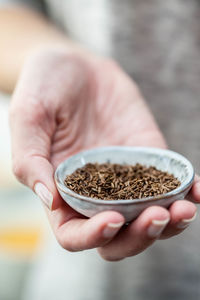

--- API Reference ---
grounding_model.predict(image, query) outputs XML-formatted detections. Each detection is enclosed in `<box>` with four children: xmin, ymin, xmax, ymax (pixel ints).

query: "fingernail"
<box><xmin>103</xmin><ymin>222</ymin><xmax>124</xmax><ymax>238</ymax></box>
<box><xmin>147</xmin><ymin>218</ymin><xmax>170</xmax><ymax>238</ymax></box>
<box><xmin>177</xmin><ymin>212</ymin><xmax>197</xmax><ymax>229</ymax></box>
<box><xmin>34</xmin><ymin>182</ymin><xmax>53</xmax><ymax>210</ymax></box>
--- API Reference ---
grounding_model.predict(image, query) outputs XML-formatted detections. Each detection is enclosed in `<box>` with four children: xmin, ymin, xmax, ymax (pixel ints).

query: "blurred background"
<box><xmin>1</xmin><ymin>87</ymin><xmax>200</xmax><ymax>300</ymax></box>
<box><xmin>0</xmin><ymin>92</ymin><xmax>50</xmax><ymax>300</ymax></box>
<box><xmin>1</xmin><ymin>1</ymin><xmax>200</xmax><ymax>299</ymax></box>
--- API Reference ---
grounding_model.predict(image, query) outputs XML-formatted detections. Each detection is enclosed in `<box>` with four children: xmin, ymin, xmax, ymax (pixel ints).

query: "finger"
<box><xmin>51</xmin><ymin>210</ymin><xmax>125</xmax><ymax>251</ymax></box>
<box><xmin>9</xmin><ymin>94</ymin><xmax>60</xmax><ymax>210</ymax></box>
<box><xmin>187</xmin><ymin>175</ymin><xmax>200</xmax><ymax>203</ymax></box>
<box><xmin>159</xmin><ymin>200</ymin><xmax>197</xmax><ymax>239</ymax></box>
<box><xmin>98</xmin><ymin>206</ymin><xmax>170</xmax><ymax>261</ymax></box>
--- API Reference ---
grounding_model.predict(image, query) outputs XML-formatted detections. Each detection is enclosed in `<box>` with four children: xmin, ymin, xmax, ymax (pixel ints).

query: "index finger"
<box><xmin>46</xmin><ymin>206</ymin><xmax>125</xmax><ymax>251</ymax></box>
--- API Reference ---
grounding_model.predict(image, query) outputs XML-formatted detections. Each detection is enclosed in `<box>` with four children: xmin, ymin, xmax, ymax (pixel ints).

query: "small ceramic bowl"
<box><xmin>54</xmin><ymin>146</ymin><xmax>194</xmax><ymax>222</ymax></box>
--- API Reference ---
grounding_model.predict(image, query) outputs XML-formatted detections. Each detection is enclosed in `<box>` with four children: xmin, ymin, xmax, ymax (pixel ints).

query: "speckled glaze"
<box><xmin>54</xmin><ymin>147</ymin><xmax>194</xmax><ymax>222</ymax></box>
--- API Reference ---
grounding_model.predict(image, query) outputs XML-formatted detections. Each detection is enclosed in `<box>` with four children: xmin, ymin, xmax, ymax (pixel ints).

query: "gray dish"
<box><xmin>54</xmin><ymin>146</ymin><xmax>194</xmax><ymax>222</ymax></box>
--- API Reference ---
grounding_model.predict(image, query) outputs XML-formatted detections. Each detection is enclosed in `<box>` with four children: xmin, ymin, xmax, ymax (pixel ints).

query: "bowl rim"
<box><xmin>54</xmin><ymin>146</ymin><xmax>195</xmax><ymax>205</ymax></box>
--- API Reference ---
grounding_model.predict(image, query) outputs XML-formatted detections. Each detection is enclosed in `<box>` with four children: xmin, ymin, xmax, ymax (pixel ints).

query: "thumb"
<box><xmin>12</xmin><ymin>153</ymin><xmax>61</xmax><ymax>210</ymax></box>
<box><xmin>9</xmin><ymin>98</ymin><xmax>60</xmax><ymax>210</ymax></box>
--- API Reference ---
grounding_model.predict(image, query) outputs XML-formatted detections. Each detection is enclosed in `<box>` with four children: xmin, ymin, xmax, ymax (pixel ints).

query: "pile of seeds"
<box><xmin>64</xmin><ymin>163</ymin><xmax>181</xmax><ymax>200</ymax></box>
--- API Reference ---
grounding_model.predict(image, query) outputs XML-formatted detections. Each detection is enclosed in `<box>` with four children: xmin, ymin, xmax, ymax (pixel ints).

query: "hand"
<box><xmin>9</xmin><ymin>48</ymin><xmax>200</xmax><ymax>261</ymax></box>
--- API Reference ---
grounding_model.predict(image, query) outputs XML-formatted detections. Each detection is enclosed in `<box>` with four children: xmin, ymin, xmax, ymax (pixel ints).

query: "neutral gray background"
<box><xmin>0</xmin><ymin>0</ymin><xmax>200</xmax><ymax>299</ymax></box>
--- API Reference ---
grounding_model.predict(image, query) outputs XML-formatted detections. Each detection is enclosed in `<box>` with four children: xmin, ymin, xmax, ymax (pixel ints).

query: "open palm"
<box><xmin>50</xmin><ymin>55</ymin><xmax>166</xmax><ymax>167</ymax></box>
<box><xmin>10</xmin><ymin>50</ymin><xmax>198</xmax><ymax>261</ymax></box>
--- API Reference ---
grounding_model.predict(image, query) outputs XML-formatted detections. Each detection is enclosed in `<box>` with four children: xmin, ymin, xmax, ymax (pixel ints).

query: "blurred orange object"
<box><xmin>0</xmin><ymin>226</ymin><xmax>42</xmax><ymax>257</ymax></box>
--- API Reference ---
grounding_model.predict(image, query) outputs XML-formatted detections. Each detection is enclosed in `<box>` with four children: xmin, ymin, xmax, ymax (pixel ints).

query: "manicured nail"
<box><xmin>147</xmin><ymin>218</ymin><xmax>170</xmax><ymax>238</ymax></box>
<box><xmin>177</xmin><ymin>212</ymin><xmax>197</xmax><ymax>229</ymax></box>
<box><xmin>34</xmin><ymin>182</ymin><xmax>53</xmax><ymax>210</ymax></box>
<box><xmin>103</xmin><ymin>222</ymin><xmax>124</xmax><ymax>238</ymax></box>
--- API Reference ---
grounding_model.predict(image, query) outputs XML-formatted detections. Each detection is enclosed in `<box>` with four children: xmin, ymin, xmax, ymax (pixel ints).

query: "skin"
<box><xmin>1</xmin><ymin>6</ymin><xmax>200</xmax><ymax>261</ymax></box>
<box><xmin>10</xmin><ymin>49</ymin><xmax>199</xmax><ymax>261</ymax></box>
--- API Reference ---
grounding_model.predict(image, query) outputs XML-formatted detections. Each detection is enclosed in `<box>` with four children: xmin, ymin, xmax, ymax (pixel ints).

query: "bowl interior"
<box><xmin>55</xmin><ymin>146</ymin><xmax>194</xmax><ymax>202</ymax></box>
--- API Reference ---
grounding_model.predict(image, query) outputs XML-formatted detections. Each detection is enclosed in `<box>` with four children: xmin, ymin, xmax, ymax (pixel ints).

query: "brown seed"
<box><xmin>64</xmin><ymin>163</ymin><xmax>181</xmax><ymax>200</ymax></box>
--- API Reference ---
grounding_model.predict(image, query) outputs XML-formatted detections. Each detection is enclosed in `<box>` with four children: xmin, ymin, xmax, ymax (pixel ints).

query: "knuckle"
<box><xmin>65</xmin><ymin>246</ymin><xmax>79</xmax><ymax>253</ymax></box>
<box><xmin>56</xmin><ymin>236</ymin><xmax>80</xmax><ymax>252</ymax></box>
<box><xmin>98</xmin><ymin>250</ymin><xmax>124</xmax><ymax>262</ymax></box>
<box><xmin>102</xmin><ymin>254</ymin><xmax>124</xmax><ymax>262</ymax></box>
<box><xmin>12</xmin><ymin>159</ymin><xmax>26</xmax><ymax>183</ymax></box>
<box><xmin>124</xmin><ymin>248</ymin><xmax>136</xmax><ymax>258</ymax></box>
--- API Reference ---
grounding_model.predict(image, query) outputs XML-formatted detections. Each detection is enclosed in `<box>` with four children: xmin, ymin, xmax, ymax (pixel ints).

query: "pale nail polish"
<box><xmin>147</xmin><ymin>218</ymin><xmax>170</xmax><ymax>238</ymax></box>
<box><xmin>103</xmin><ymin>222</ymin><xmax>124</xmax><ymax>238</ymax></box>
<box><xmin>177</xmin><ymin>212</ymin><xmax>197</xmax><ymax>229</ymax></box>
<box><xmin>34</xmin><ymin>182</ymin><xmax>53</xmax><ymax>210</ymax></box>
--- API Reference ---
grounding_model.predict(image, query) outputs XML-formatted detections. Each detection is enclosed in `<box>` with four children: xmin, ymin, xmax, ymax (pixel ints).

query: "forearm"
<box><xmin>0</xmin><ymin>6</ymin><xmax>81</xmax><ymax>93</ymax></box>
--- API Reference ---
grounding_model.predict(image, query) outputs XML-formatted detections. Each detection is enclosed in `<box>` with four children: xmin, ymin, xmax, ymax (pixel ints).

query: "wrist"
<box><xmin>23</xmin><ymin>35</ymin><xmax>107</xmax><ymax>66</ymax></box>
<box><xmin>21</xmin><ymin>42</ymin><xmax>107</xmax><ymax>82</ymax></box>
